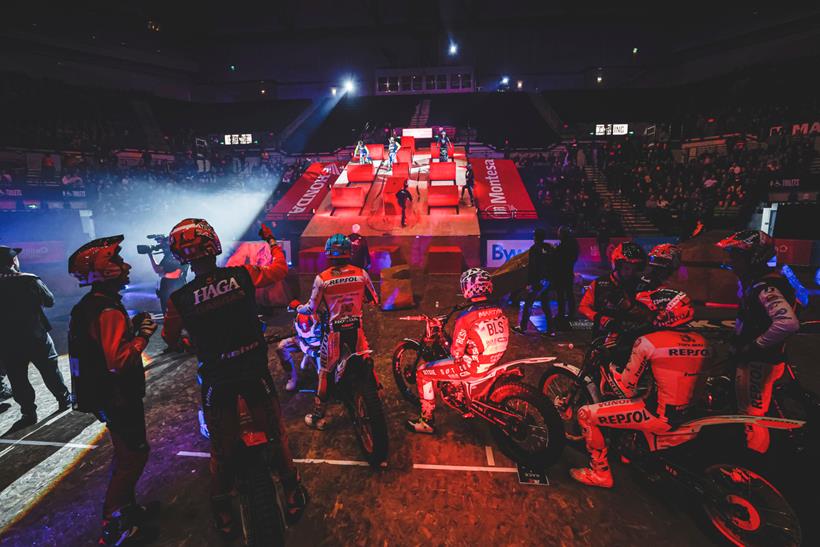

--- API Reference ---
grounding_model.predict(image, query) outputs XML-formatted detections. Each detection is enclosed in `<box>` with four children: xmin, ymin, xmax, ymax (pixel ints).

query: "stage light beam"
<box><xmin>343</xmin><ymin>79</ymin><xmax>355</xmax><ymax>93</ymax></box>
<box><xmin>449</xmin><ymin>42</ymin><xmax>458</xmax><ymax>56</ymax></box>
<box><xmin>516</xmin><ymin>80</ymin><xmax>523</xmax><ymax>89</ymax></box>
<box><xmin>501</xmin><ymin>76</ymin><xmax>509</xmax><ymax>85</ymax></box>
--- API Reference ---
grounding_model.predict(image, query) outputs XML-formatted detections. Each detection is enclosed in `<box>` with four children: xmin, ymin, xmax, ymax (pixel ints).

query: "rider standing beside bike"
<box><xmin>297</xmin><ymin>234</ymin><xmax>378</xmax><ymax>430</ymax></box>
<box><xmin>406</xmin><ymin>268</ymin><xmax>509</xmax><ymax>434</ymax></box>
<box><xmin>571</xmin><ymin>288</ymin><xmax>709</xmax><ymax>488</ymax></box>
<box><xmin>161</xmin><ymin>219</ymin><xmax>307</xmax><ymax>537</ymax></box>
<box><xmin>717</xmin><ymin>230</ymin><xmax>800</xmax><ymax>454</ymax></box>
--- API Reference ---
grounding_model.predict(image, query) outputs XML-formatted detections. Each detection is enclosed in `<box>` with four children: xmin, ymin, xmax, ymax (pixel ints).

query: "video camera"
<box><xmin>136</xmin><ymin>234</ymin><xmax>169</xmax><ymax>255</ymax></box>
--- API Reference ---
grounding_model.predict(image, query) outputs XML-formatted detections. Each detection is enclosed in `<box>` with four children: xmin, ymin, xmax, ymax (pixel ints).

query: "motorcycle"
<box><xmin>392</xmin><ymin>305</ymin><xmax>565</xmax><ymax>468</ymax></box>
<box><xmin>539</xmin><ymin>336</ymin><xmax>806</xmax><ymax>546</ymax></box>
<box><xmin>319</xmin><ymin>316</ymin><xmax>389</xmax><ymax>467</ymax></box>
<box><xmin>232</xmin><ymin>394</ymin><xmax>291</xmax><ymax>547</ymax></box>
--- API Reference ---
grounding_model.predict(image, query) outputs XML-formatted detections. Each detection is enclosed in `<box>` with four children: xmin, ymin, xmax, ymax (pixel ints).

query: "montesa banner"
<box><xmin>266</xmin><ymin>162</ymin><xmax>343</xmax><ymax>221</ymax></box>
<box><xmin>470</xmin><ymin>159</ymin><xmax>538</xmax><ymax>220</ymax></box>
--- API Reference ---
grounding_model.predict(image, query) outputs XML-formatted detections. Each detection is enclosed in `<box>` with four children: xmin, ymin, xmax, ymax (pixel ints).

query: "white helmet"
<box><xmin>460</xmin><ymin>268</ymin><xmax>493</xmax><ymax>300</ymax></box>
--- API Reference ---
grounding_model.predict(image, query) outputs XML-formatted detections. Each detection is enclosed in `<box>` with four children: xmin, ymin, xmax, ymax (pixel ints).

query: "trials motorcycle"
<box><xmin>539</xmin><ymin>336</ymin><xmax>806</xmax><ymax>546</ymax></box>
<box><xmin>392</xmin><ymin>305</ymin><xmax>564</xmax><ymax>468</ymax></box>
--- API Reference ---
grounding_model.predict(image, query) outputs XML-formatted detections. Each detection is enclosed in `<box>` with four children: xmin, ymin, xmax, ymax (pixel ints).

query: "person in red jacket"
<box><xmin>571</xmin><ymin>289</ymin><xmax>708</xmax><ymax>488</ymax></box>
<box><xmin>162</xmin><ymin>219</ymin><xmax>307</xmax><ymax>537</ymax></box>
<box><xmin>68</xmin><ymin>235</ymin><xmax>159</xmax><ymax>546</ymax></box>
<box><xmin>406</xmin><ymin>268</ymin><xmax>509</xmax><ymax>434</ymax></box>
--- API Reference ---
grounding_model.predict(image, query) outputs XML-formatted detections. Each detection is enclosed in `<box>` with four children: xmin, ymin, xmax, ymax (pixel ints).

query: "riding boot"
<box><xmin>405</xmin><ymin>400</ymin><xmax>436</xmax><ymax>434</ymax></box>
<box><xmin>304</xmin><ymin>398</ymin><xmax>328</xmax><ymax>430</ymax></box>
<box><xmin>570</xmin><ymin>448</ymin><xmax>614</xmax><ymax>488</ymax></box>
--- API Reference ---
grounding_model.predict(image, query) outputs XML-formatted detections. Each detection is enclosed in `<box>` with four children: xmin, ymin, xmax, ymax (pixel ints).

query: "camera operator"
<box><xmin>138</xmin><ymin>235</ymin><xmax>188</xmax><ymax>316</ymax></box>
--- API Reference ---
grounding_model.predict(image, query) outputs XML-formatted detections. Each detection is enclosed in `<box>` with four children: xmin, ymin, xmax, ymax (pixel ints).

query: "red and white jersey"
<box><xmin>299</xmin><ymin>264</ymin><xmax>378</xmax><ymax>323</ymax></box>
<box><xmin>450</xmin><ymin>302</ymin><xmax>509</xmax><ymax>375</ymax></box>
<box><xmin>613</xmin><ymin>330</ymin><xmax>710</xmax><ymax>412</ymax></box>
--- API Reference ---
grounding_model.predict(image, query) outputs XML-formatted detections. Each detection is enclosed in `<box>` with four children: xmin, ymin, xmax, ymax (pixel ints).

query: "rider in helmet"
<box><xmin>161</xmin><ymin>219</ymin><xmax>307</xmax><ymax>536</ymax></box>
<box><xmin>571</xmin><ymin>289</ymin><xmax>709</xmax><ymax>488</ymax></box>
<box><xmin>67</xmin><ymin>236</ymin><xmax>159</xmax><ymax>545</ymax></box>
<box><xmin>297</xmin><ymin>234</ymin><xmax>378</xmax><ymax>430</ymax></box>
<box><xmin>276</xmin><ymin>299</ymin><xmax>322</xmax><ymax>392</ymax></box>
<box><xmin>717</xmin><ymin>230</ymin><xmax>799</xmax><ymax>453</ymax></box>
<box><xmin>406</xmin><ymin>268</ymin><xmax>510</xmax><ymax>434</ymax></box>
<box><xmin>578</xmin><ymin>242</ymin><xmax>647</xmax><ymax>336</ymax></box>
<box><xmin>637</xmin><ymin>243</ymin><xmax>682</xmax><ymax>291</ymax></box>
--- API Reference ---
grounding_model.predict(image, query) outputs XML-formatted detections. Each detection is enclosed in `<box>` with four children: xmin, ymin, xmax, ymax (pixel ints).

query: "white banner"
<box><xmin>402</xmin><ymin>127</ymin><xmax>433</xmax><ymax>139</ymax></box>
<box><xmin>485</xmin><ymin>239</ymin><xmax>559</xmax><ymax>268</ymax></box>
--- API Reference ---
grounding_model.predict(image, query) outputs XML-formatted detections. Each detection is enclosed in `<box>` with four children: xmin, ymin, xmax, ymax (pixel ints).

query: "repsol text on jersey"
<box><xmin>193</xmin><ymin>277</ymin><xmax>240</xmax><ymax>305</ymax></box>
<box><xmin>667</xmin><ymin>348</ymin><xmax>710</xmax><ymax>357</ymax></box>
<box><xmin>326</xmin><ymin>276</ymin><xmax>360</xmax><ymax>287</ymax></box>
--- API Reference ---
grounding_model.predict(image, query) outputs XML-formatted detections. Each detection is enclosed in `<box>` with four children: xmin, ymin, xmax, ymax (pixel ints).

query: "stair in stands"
<box><xmin>585</xmin><ymin>166</ymin><xmax>660</xmax><ymax>235</ymax></box>
<box><xmin>409</xmin><ymin>99</ymin><xmax>431</xmax><ymax>128</ymax></box>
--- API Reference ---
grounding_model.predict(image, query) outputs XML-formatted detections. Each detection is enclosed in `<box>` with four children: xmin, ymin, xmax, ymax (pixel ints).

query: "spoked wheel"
<box><xmin>349</xmin><ymin>375</ymin><xmax>389</xmax><ymax>467</ymax></box>
<box><xmin>237</xmin><ymin>450</ymin><xmax>287</xmax><ymax>547</ymax></box>
<box><xmin>392</xmin><ymin>341</ymin><xmax>422</xmax><ymax>407</ymax></box>
<box><xmin>489</xmin><ymin>382</ymin><xmax>565</xmax><ymax>468</ymax></box>
<box><xmin>702</xmin><ymin>464</ymin><xmax>801</xmax><ymax>547</ymax></box>
<box><xmin>539</xmin><ymin>367</ymin><xmax>593</xmax><ymax>442</ymax></box>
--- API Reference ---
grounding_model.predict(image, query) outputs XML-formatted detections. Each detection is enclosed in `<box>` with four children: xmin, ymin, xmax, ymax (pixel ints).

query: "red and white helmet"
<box><xmin>68</xmin><ymin>235</ymin><xmax>127</xmax><ymax>287</ymax></box>
<box><xmin>169</xmin><ymin>218</ymin><xmax>222</xmax><ymax>264</ymax></box>
<box><xmin>635</xmin><ymin>288</ymin><xmax>694</xmax><ymax>328</ymax></box>
<box><xmin>648</xmin><ymin>243</ymin><xmax>682</xmax><ymax>271</ymax></box>
<box><xmin>716</xmin><ymin>230</ymin><xmax>775</xmax><ymax>268</ymax></box>
<box><xmin>460</xmin><ymin>268</ymin><xmax>493</xmax><ymax>300</ymax></box>
<box><xmin>610</xmin><ymin>241</ymin><xmax>647</xmax><ymax>270</ymax></box>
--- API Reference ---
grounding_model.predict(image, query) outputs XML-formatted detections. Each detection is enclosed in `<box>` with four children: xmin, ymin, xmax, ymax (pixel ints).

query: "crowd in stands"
<box><xmin>604</xmin><ymin>135</ymin><xmax>816</xmax><ymax>234</ymax></box>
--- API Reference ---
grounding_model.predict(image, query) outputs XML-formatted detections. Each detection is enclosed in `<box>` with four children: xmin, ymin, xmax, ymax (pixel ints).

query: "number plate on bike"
<box><xmin>517</xmin><ymin>464</ymin><xmax>550</xmax><ymax>486</ymax></box>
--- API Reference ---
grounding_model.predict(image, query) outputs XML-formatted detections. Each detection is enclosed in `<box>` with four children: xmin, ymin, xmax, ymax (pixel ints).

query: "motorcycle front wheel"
<box><xmin>539</xmin><ymin>366</ymin><xmax>594</xmax><ymax>442</ymax></box>
<box><xmin>237</xmin><ymin>448</ymin><xmax>287</xmax><ymax>547</ymax></box>
<box><xmin>489</xmin><ymin>382</ymin><xmax>565</xmax><ymax>469</ymax></box>
<box><xmin>702</xmin><ymin>463</ymin><xmax>801</xmax><ymax>547</ymax></box>
<box><xmin>392</xmin><ymin>341</ymin><xmax>422</xmax><ymax>407</ymax></box>
<box><xmin>349</xmin><ymin>373</ymin><xmax>389</xmax><ymax>466</ymax></box>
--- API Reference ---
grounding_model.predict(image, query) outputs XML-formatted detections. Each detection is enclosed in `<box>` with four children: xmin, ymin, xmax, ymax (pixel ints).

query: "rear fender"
<box><xmin>645</xmin><ymin>415</ymin><xmax>806</xmax><ymax>452</ymax></box>
<box><xmin>335</xmin><ymin>350</ymin><xmax>374</xmax><ymax>385</ymax></box>
<box><xmin>237</xmin><ymin>397</ymin><xmax>268</xmax><ymax>447</ymax></box>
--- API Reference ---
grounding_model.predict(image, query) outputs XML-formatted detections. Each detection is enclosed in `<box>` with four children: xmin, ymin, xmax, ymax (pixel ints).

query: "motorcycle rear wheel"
<box><xmin>349</xmin><ymin>374</ymin><xmax>389</xmax><ymax>466</ymax></box>
<box><xmin>489</xmin><ymin>382</ymin><xmax>565</xmax><ymax>468</ymax></box>
<box><xmin>237</xmin><ymin>450</ymin><xmax>287</xmax><ymax>547</ymax></box>
<box><xmin>702</xmin><ymin>463</ymin><xmax>801</xmax><ymax>547</ymax></box>
<box><xmin>539</xmin><ymin>366</ymin><xmax>594</xmax><ymax>442</ymax></box>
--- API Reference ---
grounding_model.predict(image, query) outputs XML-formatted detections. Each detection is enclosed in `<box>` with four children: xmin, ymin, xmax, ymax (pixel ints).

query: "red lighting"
<box><xmin>704</xmin><ymin>302</ymin><xmax>738</xmax><ymax>309</ymax></box>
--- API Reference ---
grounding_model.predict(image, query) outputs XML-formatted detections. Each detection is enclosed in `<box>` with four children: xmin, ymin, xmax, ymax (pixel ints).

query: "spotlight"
<box><xmin>596</xmin><ymin>75</ymin><xmax>603</xmax><ymax>84</ymax></box>
<box><xmin>632</xmin><ymin>47</ymin><xmax>638</xmax><ymax>54</ymax></box>
<box><xmin>260</xmin><ymin>88</ymin><xmax>267</xmax><ymax>95</ymax></box>
<box><xmin>344</xmin><ymin>79</ymin><xmax>355</xmax><ymax>93</ymax></box>
<box><xmin>331</xmin><ymin>87</ymin><xmax>337</xmax><ymax>96</ymax></box>
<box><xmin>449</xmin><ymin>42</ymin><xmax>458</xmax><ymax>56</ymax></box>
<box><xmin>516</xmin><ymin>80</ymin><xmax>523</xmax><ymax>90</ymax></box>
<box><xmin>501</xmin><ymin>76</ymin><xmax>509</xmax><ymax>85</ymax></box>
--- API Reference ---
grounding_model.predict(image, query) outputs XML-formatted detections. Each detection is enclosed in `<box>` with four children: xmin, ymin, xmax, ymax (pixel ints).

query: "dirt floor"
<box><xmin>0</xmin><ymin>274</ymin><xmax>817</xmax><ymax>546</ymax></box>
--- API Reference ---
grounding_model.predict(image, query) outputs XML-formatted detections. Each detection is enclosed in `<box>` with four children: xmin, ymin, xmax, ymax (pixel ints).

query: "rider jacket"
<box><xmin>578</xmin><ymin>273</ymin><xmax>637</xmax><ymax>333</ymax></box>
<box><xmin>163</xmin><ymin>244</ymin><xmax>288</xmax><ymax>384</ymax></box>
<box><xmin>297</xmin><ymin>263</ymin><xmax>378</xmax><ymax>325</ymax></box>
<box><xmin>450</xmin><ymin>301</ymin><xmax>509</xmax><ymax>376</ymax></box>
<box><xmin>69</xmin><ymin>291</ymin><xmax>146</xmax><ymax>412</ymax></box>
<box><xmin>611</xmin><ymin>330</ymin><xmax>710</xmax><ymax>422</ymax></box>
<box><xmin>735</xmin><ymin>270</ymin><xmax>799</xmax><ymax>364</ymax></box>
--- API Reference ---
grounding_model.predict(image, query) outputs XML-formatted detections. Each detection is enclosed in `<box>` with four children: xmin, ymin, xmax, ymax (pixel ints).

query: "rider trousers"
<box><xmin>735</xmin><ymin>360</ymin><xmax>784</xmax><ymax>453</ymax></box>
<box><xmin>203</xmin><ymin>374</ymin><xmax>298</xmax><ymax>499</ymax></box>
<box><xmin>577</xmin><ymin>398</ymin><xmax>671</xmax><ymax>468</ymax></box>
<box><xmin>415</xmin><ymin>357</ymin><xmax>478</xmax><ymax>417</ymax></box>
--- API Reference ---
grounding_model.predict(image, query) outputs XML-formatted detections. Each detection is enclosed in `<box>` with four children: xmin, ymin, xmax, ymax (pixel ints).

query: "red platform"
<box><xmin>330</xmin><ymin>186</ymin><xmax>366</xmax><ymax>214</ymax></box>
<box><xmin>429</xmin><ymin>161</ymin><xmax>456</xmax><ymax>183</ymax></box>
<box><xmin>426</xmin><ymin>245</ymin><xmax>464</xmax><ymax>274</ymax></box>
<box><xmin>368</xmin><ymin>244</ymin><xmax>404</xmax><ymax>278</ymax></box>
<box><xmin>346</xmin><ymin>163</ymin><xmax>375</xmax><ymax>183</ymax></box>
<box><xmin>351</xmin><ymin>144</ymin><xmax>384</xmax><ymax>161</ymax></box>
<box><xmin>396</xmin><ymin>148</ymin><xmax>412</xmax><ymax>165</ymax></box>
<box><xmin>391</xmin><ymin>162</ymin><xmax>410</xmax><ymax>181</ymax></box>
<box><xmin>400</xmin><ymin>135</ymin><xmax>416</xmax><ymax>155</ymax></box>
<box><xmin>427</xmin><ymin>186</ymin><xmax>459</xmax><ymax>214</ymax></box>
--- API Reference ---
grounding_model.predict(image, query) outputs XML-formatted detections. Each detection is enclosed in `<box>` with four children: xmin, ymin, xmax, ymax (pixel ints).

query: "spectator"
<box><xmin>513</xmin><ymin>228</ymin><xmax>554</xmax><ymax>336</ymax></box>
<box><xmin>553</xmin><ymin>225</ymin><xmax>579</xmax><ymax>329</ymax></box>
<box><xmin>349</xmin><ymin>223</ymin><xmax>370</xmax><ymax>270</ymax></box>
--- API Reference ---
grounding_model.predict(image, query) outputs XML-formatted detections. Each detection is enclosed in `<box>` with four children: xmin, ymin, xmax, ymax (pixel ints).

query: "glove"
<box><xmin>596</xmin><ymin>314</ymin><xmax>615</xmax><ymax>331</ymax></box>
<box><xmin>136</xmin><ymin>315</ymin><xmax>158</xmax><ymax>339</ymax></box>
<box><xmin>259</xmin><ymin>224</ymin><xmax>277</xmax><ymax>245</ymax></box>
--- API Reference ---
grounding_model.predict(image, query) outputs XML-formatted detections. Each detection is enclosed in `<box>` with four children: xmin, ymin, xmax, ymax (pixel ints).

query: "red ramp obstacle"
<box><xmin>346</xmin><ymin>163</ymin><xmax>376</xmax><ymax>183</ymax></box>
<box><xmin>330</xmin><ymin>186</ymin><xmax>366</xmax><ymax>215</ymax></box>
<box><xmin>428</xmin><ymin>186</ymin><xmax>459</xmax><ymax>214</ymax></box>
<box><xmin>391</xmin><ymin>162</ymin><xmax>410</xmax><ymax>182</ymax></box>
<box><xmin>428</xmin><ymin>161</ymin><xmax>456</xmax><ymax>183</ymax></box>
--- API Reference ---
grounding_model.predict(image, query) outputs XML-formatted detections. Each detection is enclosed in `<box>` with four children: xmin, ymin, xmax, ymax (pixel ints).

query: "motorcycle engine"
<box><xmin>439</xmin><ymin>382</ymin><xmax>469</xmax><ymax>413</ymax></box>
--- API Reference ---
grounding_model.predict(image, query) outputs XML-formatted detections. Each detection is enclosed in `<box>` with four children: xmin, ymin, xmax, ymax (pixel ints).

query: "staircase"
<box><xmin>585</xmin><ymin>166</ymin><xmax>659</xmax><ymax>235</ymax></box>
<box><xmin>409</xmin><ymin>99</ymin><xmax>430</xmax><ymax>128</ymax></box>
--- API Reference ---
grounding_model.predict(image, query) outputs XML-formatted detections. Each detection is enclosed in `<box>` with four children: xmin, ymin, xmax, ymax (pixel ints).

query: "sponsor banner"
<box><xmin>10</xmin><ymin>241</ymin><xmax>66</xmax><ymax>264</ymax></box>
<box><xmin>576</xmin><ymin>237</ymin><xmax>630</xmax><ymax>264</ymax></box>
<box><xmin>470</xmin><ymin>159</ymin><xmax>538</xmax><ymax>221</ymax></box>
<box><xmin>485</xmin><ymin>239</ymin><xmax>559</xmax><ymax>268</ymax></box>
<box><xmin>266</xmin><ymin>162</ymin><xmax>343</xmax><ymax>221</ymax></box>
<box><xmin>774</xmin><ymin>239</ymin><xmax>812</xmax><ymax>266</ymax></box>
<box><xmin>769</xmin><ymin>121</ymin><xmax>820</xmax><ymax>136</ymax></box>
<box><xmin>401</xmin><ymin>127</ymin><xmax>432</xmax><ymax>139</ymax></box>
